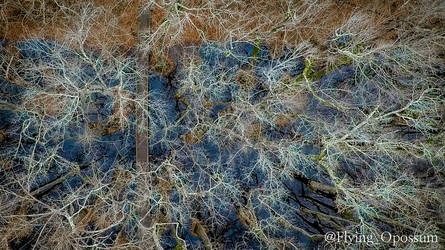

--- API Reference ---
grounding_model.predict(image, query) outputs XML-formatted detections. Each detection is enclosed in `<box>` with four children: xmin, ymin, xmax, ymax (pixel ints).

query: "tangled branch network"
<box><xmin>0</xmin><ymin>0</ymin><xmax>444</xmax><ymax>249</ymax></box>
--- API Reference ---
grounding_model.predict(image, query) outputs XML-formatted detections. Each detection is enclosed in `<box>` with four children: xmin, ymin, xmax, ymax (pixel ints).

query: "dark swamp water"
<box><xmin>0</xmin><ymin>39</ymin><xmax>382</xmax><ymax>249</ymax></box>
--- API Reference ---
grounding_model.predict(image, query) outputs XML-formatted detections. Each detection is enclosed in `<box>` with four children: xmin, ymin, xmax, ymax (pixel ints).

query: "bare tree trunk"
<box><xmin>136</xmin><ymin>7</ymin><xmax>150</xmax><ymax>168</ymax></box>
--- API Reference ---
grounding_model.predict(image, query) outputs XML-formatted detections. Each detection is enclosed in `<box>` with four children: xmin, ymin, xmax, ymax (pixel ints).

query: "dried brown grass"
<box><xmin>2</xmin><ymin>0</ymin><xmax>441</xmax><ymax>52</ymax></box>
<box><xmin>0</xmin><ymin>0</ymin><xmax>139</xmax><ymax>51</ymax></box>
<box><xmin>2</xmin><ymin>0</ymin><xmax>441</xmax><ymax>75</ymax></box>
